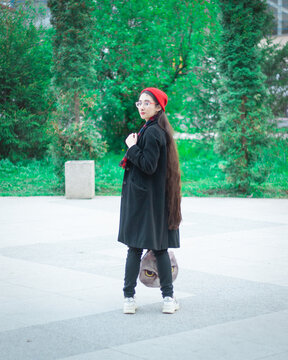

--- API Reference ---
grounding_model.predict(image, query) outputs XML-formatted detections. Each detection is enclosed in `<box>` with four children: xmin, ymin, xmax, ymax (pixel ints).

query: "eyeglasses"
<box><xmin>135</xmin><ymin>100</ymin><xmax>156</xmax><ymax>108</ymax></box>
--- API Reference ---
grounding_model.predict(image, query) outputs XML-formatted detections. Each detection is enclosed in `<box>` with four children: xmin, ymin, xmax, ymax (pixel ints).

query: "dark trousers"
<box><xmin>123</xmin><ymin>247</ymin><xmax>173</xmax><ymax>298</ymax></box>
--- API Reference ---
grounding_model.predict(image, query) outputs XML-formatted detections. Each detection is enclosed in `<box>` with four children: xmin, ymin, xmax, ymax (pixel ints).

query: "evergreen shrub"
<box><xmin>0</xmin><ymin>4</ymin><xmax>53</xmax><ymax>160</ymax></box>
<box><xmin>216</xmin><ymin>0</ymin><xmax>274</xmax><ymax>193</ymax></box>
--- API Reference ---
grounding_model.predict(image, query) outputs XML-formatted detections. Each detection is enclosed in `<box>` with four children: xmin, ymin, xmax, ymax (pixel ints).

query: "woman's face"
<box><xmin>137</xmin><ymin>93</ymin><xmax>161</xmax><ymax>121</ymax></box>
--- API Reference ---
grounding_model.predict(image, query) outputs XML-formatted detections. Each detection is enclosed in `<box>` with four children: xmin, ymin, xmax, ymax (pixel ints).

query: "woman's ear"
<box><xmin>156</xmin><ymin>104</ymin><xmax>162</xmax><ymax>112</ymax></box>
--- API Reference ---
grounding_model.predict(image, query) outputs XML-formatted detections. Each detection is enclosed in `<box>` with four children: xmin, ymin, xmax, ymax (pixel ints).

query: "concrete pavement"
<box><xmin>0</xmin><ymin>196</ymin><xmax>287</xmax><ymax>360</ymax></box>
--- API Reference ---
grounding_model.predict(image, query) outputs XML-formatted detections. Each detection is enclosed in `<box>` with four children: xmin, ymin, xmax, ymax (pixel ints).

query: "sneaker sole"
<box><xmin>123</xmin><ymin>309</ymin><xmax>136</xmax><ymax>314</ymax></box>
<box><xmin>123</xmin><ymin>306</ymin><xmax>137</xmax><ymax>314</ymax></box>
<box><xmin>162</xmin><ymin>304</ymin><xmax>179</xmax><ymax>314</ymax></box>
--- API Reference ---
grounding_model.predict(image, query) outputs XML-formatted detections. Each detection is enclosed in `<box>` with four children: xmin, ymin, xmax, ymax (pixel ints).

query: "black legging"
<box><xmin>123</xmin><ymin>247</ymin><xmax>173</xmax><ymax>298</ymax></box>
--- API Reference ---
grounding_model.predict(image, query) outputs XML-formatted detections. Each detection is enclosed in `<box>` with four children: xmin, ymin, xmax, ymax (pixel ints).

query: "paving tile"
<box><xmin>0</xmin><ymin>326</ymin><xmax>93</xmax><ymax>360</ymax></box>
<box><xmin>0</xmin><ymin>256</ymin><xmax>110</xmax><ymax>292</ymax></box>
<box><xmin>106</xmin><ymin>311</ymin><xmax>288</xmax><ymax>360</ymax></box>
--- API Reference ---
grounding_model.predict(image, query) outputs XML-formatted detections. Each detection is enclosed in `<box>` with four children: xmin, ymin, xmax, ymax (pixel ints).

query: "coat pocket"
<box><xmin>128</xmin><ymin>181</ymin><xmax>148</xmax><ymax>208</ymax></box>
<box><xmin>130</xmin><ymin>180</ymin><xmax>147</xmax><ymax>192</ymax></box>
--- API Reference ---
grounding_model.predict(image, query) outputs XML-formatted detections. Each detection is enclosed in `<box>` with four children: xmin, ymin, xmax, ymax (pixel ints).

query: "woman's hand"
<box><xmin>125</xmin><ymin>133</ymin><xmax>138</xmax><ymax>148</ymax></box>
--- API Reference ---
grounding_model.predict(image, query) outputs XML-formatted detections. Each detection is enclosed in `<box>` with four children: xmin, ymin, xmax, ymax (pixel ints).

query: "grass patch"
<box><xmin>0</xmin><ymin>137</ymin><xmax>287</xmax><ymax>198</ymax></box>
<box><xmin>179</xmin><ymin>137</ymin><xmax>287</xmax><ymax>197</ymax></box>
<box><xmin>0</xmin><ymin>158</ymin><xmax>63</xmax><ymax>196</ymax></box>
<box><xmin>95</xmin><ymin>152</ymin><xmax>123</xmax><ymax>195</ymax></box>
<box><xmin>178</xmin><ymin>139</ymin><xmax>227</xmax><ymax>197</ymax></box>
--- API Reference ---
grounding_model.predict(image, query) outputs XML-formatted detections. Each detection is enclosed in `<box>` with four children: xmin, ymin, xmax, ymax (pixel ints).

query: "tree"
<box><xmin>215</xmin><ymin>0</ymin><xmax>274</xmax><ymax>193</ymax></box>
<box><xmin>47</xmin><ymin>0</ymin><xmax>96</xmax><ymax>123</ymax></box>
<box><xmin>0</xmin><ymin>4</ymin><xmax>53</xmax><ymax>161</ymax></box>
<box><xmin>90</xmin><ymin>0</ymin><xmax>213</xmax><ymax>150</ymax></box>
<box><xmin>47</xmin><ymin>0</ymin><xmax>106</xmax><ymax>180</ymax></box>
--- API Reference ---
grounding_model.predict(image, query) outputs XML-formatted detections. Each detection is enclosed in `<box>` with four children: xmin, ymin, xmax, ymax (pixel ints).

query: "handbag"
<box><xmin>139</xmin><ymin>250</ymin><xmax>178</xmax><ymax>288</ymax></box>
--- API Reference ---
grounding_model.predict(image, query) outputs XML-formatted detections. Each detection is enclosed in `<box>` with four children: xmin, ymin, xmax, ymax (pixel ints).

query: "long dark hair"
<box><xmin>143</xmin><ymin>91</ymin><xmax>182</xmax><ymax>230</ymax></box>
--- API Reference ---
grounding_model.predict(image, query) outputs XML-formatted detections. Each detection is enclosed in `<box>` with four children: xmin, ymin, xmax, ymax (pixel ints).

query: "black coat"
<box><xmin>117</xmin><ymin>120</ymin><xmax>180</xmax><ymax>250</ymax></box>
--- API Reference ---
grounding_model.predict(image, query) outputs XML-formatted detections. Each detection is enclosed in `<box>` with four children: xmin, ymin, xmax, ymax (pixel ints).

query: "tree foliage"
<box><xmin>168</xmin><ymin>0</ymin><xmax>222</xmax><ymax>134</ymax></box>
<box><xmin>90</xmin><ymin>0</ymin><xmax>213</xmax><ymax>149</ymax></box>
<box><xmin>1</xmin><ymin>0</ymin><xmax>287</xmax><ymax>191</ymax></box>
<box><xmin>47</xmin><ymin>0</ymin><xmax>106</xmax><ymax>178</ymax></box>
<box><xmin>47</xmin><ymin>0</ymin><xmax>96</xmax><ymax>123</ymax></box>
<box><xmin>0</xmin><ymin>4</ymin><xmax>53</xmax><ymax>161</ymax></box>
<box><xmin>216</xmin><ymin>0</ymin><xmax>274</xmax><ymax>193</ymax></box>
<box><xmin>261</xmin><ymin>41</ymin><xmax>288</xmax><ymax>118</ymax></box>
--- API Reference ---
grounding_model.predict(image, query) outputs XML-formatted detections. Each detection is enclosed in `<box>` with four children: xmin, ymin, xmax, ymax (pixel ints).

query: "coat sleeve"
<box><xmin>126</xmin><ymin>127</ymin><xmax>163</xmax><ymax>175</ymax></box>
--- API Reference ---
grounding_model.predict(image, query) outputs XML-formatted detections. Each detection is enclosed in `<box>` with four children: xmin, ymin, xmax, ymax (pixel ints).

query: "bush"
<box><xmin>49</xmin><ymin>117</ymin><xmax>107</xmax><ymax>183</ymax></box>
<box><xmin>0</xmin><ymin>4</ymin><xmax>54</xmax><ymax>160</ymax></box>
<box><xmin>216</xmin><ymin>0</ymin><xmax>273</xmax><ymax>193</ymax></box>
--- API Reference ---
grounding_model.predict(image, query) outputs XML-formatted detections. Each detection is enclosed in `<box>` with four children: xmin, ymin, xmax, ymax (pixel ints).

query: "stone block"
<box><xmin>65</xmin><ymin>160</ymin><xmax>95</xmax><ymax>199</ymax></box>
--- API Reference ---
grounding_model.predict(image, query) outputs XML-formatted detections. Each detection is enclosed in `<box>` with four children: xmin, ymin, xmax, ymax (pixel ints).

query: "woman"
<box><xmin>118</xmin><ymin>87</ymin><xmax>182</xmax><ymax>314</ymax></box>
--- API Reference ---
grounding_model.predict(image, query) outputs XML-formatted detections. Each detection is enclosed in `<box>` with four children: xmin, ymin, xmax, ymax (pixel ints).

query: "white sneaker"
<box><xmin>162</xmin><ymin>297</ymin><xmax>180</xmax><ymax>314</ymax></box>
<box><xmin>123</xmin><ymin>297</ymin><xmax>137</xmax><ymax>314</ymax></box>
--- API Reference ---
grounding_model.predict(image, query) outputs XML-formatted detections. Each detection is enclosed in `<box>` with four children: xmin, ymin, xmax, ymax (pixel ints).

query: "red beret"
<box><xmin>141</xmin><ymin>87</ymin><xmax>168</xmax><ymax>112</ymax></box>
